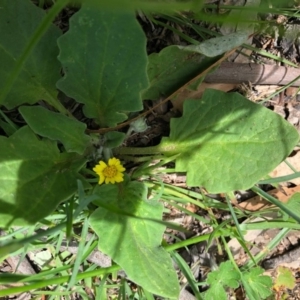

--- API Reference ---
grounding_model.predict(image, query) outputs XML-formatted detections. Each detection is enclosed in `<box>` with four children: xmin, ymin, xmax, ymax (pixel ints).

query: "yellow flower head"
<box><xmin>93</xmin><ymin>157</ymin><xmax>125</xmax><ymax>185</ymax></box>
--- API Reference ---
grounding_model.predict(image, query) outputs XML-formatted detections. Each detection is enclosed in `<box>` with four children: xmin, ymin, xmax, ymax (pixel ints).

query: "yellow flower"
<box><xmin>93</xmin><ymin>157</ymin><xmax>125</xmax><ymax>185</ymax></box>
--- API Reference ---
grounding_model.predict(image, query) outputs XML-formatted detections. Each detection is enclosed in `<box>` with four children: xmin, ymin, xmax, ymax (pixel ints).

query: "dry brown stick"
<box><xmin>205</xmin><ymin>62</ymin><xmax>300</xmax><ymax>86</ymax></box>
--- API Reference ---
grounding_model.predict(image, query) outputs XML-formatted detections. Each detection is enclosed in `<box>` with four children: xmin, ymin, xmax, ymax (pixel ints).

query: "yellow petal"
<box><xmin>93</xmin><ymin>166</ymin><xmax>102</xmax><ymax>174</ymax></box>
<box><xmin>108</xmin><ymin>157</ymin><xmax>119</xmax><ymax>166</ymax></box>
<box><xmin>98</xmin><ymin>161</ymin><xmax>108</xmax><ymax>169</ymax></box>
<box><xmin>98</xmin><ymin>173</ymin><xmax>105</xmax><ymax>185</ymax></box>
<box><xmin>105</xmin><ymin>177</ymin><xmax>113</xmax><ymax>184</ymax></box>
<box><xmin>116</xmin><ymin>164</ymin><xmax>125</xmax><ymax>172</ymax></box>
<box><xmin>114</xmin><ymin>173</ymin><xmax>124</xmax><ymax>182</ymax></box>
<box><xmin>93</xmin><ymin>161</ymin><xmax>107</xmax><ymax>172</ymax></box>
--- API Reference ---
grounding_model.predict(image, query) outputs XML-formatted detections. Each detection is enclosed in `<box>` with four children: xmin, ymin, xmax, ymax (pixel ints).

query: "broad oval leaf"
<box><xmin>159</xmin><ymin>89</ymin><xmax>299</xmax><ymax>193</ymax></box>
<box><xmin>0</xmin><ymin>0</ymin><xmax>61</xmax><ymax>109</ymax></box>
<box><xmin>57</xmin><ymin>5</ymin><xmax>149</xmax><ymax>127</ymax></box>
<box><xmin>0</xmin><ymin>126</ymin><xmax>86</xmax><ymax>227</ymax></box>
<box><xmin>19</xmin><ymin>106</ymin><xmax>91</xmax><ymax>154</ymax></box>
<box><xmin>142</xmin><ymin>45</ymin><xmax>217</xmax><ymax>100</ymax></box>
<box><xmin>89</xmin><ymin>181</ymin><xmax>179</xmax><ymax>299</ymax></box>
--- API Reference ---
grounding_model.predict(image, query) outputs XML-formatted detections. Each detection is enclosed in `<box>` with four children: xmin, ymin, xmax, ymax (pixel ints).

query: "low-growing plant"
<box><xmin>0</xmin><ymin>0</ymin><xmax>299</xmax><ymax>299</ymax></box>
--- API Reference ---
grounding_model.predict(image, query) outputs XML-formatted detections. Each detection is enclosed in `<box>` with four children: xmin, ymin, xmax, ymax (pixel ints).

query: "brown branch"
<box><xmin>205</xmin><ymin>62</ymin><xmax>300</xmax><ymax>86</ymax></box>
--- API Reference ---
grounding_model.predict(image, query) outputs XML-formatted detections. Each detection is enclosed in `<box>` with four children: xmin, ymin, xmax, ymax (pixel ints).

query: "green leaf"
<box><xmin>104</xmin><ymin>131</ymin><xmax>126</xmax><ymax>148</ymax></box>
<box><xmin>57</xmin><ymin>5</ymin><xmax>148</xmax><ymax>127</ymax></box>
<box><xmin>274</xmin><ymin>266</ymin><xmax>295</xmax><ymax>291</ymax></box>
<box><xmin>159</xmin><ymin>89</ymin><xmax>299</xmax><ymax>193</ymax></box>
<box><xmin>0</xmin><ymin>0</ymin><xmax>61</xmax><ymax>109</ymax></box>
<box><xmin>0</xmin><ymin>118</ymin><xmax>17</xmax><ymax>137</ymax></box>
<box><xmin>207</xmin><ymin>261</ymin><xmax>240</xmax><ymax>288</ymax></box>
<box><xmin>280</xmin><ymin>192</ymin><xmax>300</xmax><ymax>220</ymax></box>
<box><xmin>0</xmin><ymin>126</ymin><xmax>86</xmax><ymax>227</ymax></box>
<box><xmin>89</xmin><ymin>181</ymin><xmax>179</xmax><ymax>299</ymax></box>
<box><xmin>19</xmin><ymin>106</ymin><xmax>91</xmax><ymax>154</ymax></box>
<box><xmin>243</xmin><ymin>267</ymin><xmax>272</xmax><ymax>299</ymax></box>
<box><xmin>285</xmin><ymin>193</ymin><xmax>300</xmax><ymax>215</ymax></box>
<box><xmin>178</xmin><ymin>31</ymin><xmax>250</xmax><ymax>57</ymax></box>
<box><xmin>204</xmin><ymin>284</ymin><xmax>227</xmax><ymax>300</ymax></box>
<box><xmin>142</xmin><ymin>45</ymin><xmax>216</xmax><ymax>100</ymax></box>
<box><xmin>205</xmin><ymin>261</ymin><xmax>240</xmax><ymax>300</ymax></box>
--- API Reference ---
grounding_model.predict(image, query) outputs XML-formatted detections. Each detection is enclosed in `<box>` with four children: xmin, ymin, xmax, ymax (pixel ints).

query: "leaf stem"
<box><xmin>165</xmin><ymin>232</ymin><xmax>222</xmax><ymax>252</ymax></box>
<box><xmin>0</xmin><ymin>265</ymin><xmax>121</xmax><ymax>297</ymax></box>
<box><xmin>44</xmin><ymin>90</ymin><xmax>74</xmax><ymax>117</ymax></box>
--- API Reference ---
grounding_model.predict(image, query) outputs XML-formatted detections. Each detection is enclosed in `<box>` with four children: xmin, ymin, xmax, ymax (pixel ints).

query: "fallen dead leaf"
<box><xmin>237</xmin><ymin>185</ymin><xmax>300</xmax><ymax>211</ymax></box>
